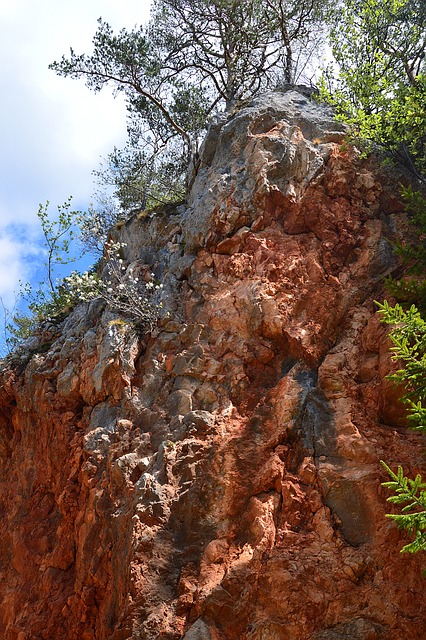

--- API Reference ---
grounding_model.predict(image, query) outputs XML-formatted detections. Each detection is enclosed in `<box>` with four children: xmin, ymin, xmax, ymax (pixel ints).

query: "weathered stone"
<box><xmin>321</xmin><ymin>471</ymin><xmax>374</xmax><ymax>546</ymax></box>
<box><xmin>56</xmin><ymin>362</ymin><xmax>79</xmax><ymax>397</ymax></box>
<box><xmin>0</xmin><ymin>89</ymin><xmax>425</xmax><ymax>640</ymax></box>
<box><xmin>182</xmin><ymin>619</ymin><xmax>212</xmax><ymax>640</ymax></box>
<box><xmin>183</xmin><ymin>410</ymin><xmax>214</xmax><ymax>429</ymax></box>
<box><xmin>166</xmin><ymin>389</ymin><xmax>193</xmax><ymax>416</ymax></box>
<box><xmin>311</xmin><ymin>617</ymin><xmax>386</xmax><ymax>639</ymax></box>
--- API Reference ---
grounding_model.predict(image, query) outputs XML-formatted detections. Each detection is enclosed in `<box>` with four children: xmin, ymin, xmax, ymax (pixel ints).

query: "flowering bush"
<box><xmin>60</xmin><ymin>241</ymin><xmax>164</xmax><ymax>330</ymax></box>
<box><xmin>76</xmin><ymin>198</ymin><xmax>125</xmax><ymax>255</ymax></box>
<box><xmin>1</xmin><ymin>200</ymin><xmax>165</xmax><ymax>356</ymax></box>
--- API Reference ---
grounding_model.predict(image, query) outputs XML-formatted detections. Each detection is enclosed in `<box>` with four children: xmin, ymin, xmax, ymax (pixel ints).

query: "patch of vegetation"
<box><xmin>319</xmin><ymin>0</ymin><xmax>426</xmax><ymax>554</ymax></box>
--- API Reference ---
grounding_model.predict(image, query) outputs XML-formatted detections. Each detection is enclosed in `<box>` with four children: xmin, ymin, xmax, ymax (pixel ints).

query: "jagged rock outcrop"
<box><xmin>1</xmin><ymin>90</ymin><xmax>425</xmax><ymax>640</ymax></box>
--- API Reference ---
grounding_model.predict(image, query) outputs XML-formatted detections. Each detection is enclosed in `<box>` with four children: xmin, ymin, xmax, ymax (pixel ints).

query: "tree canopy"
<box><xmin>50</xmin><ymin>0</ymin><xmax>332</xmax><ymax>211</ymax></box>
<box><xmin>149</xmin><ymin>0</ymin><xmax>331</xmax><ymax>107</ymax></box>
<box><xmin>321</xmin><ymin>0</ymin><xmax>426</xmax><ymax>182</ymax></box>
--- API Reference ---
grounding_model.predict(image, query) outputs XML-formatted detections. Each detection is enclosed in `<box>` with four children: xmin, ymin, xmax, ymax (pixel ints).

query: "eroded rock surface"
<box><xmin>1</xmin><ymin>91</ymin><xmax>425</xmax><ymax>639</ymax></box>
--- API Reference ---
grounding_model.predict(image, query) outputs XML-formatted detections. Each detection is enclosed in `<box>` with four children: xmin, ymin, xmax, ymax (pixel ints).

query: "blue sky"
<box><xmin>0</xmin><ymin>0</ymin><xmax>152</xmax><ymax>314</ymax></box>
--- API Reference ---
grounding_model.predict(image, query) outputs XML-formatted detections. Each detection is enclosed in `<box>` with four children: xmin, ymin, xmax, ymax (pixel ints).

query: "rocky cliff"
<box><xmin>0</xmin><ymin>90</ymin><xmax>425</xmax><ymax>640</ymax></box>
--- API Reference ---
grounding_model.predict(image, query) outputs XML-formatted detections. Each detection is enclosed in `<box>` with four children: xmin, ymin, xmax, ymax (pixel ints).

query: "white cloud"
<box><xmin>0</xmin><ymin>0</ymin><xmax>152</xmax><ymax>305</ymax></box>
<box><xmin>0</xmin><ymin>0</ymin><xmax>152</xmax><ymax>220</ymax></box>
<box><xmin>0</xmin><ymin>228</ymin><xmax>41</xmax><ymax>305</ymax></box>
<box><xmin>0</xmin><ymin>236</ymin><xmax>26</xmax><ymax>302</ymax></box>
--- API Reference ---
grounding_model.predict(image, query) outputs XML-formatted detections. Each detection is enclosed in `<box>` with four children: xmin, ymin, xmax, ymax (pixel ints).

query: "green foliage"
<box><xmin>4</xmin><ymin>283</ymin><xmax>74</xmax><ymax>352</ymax></box>
<box><xmin>36</xmin><ymin>197</ymin><xmax>80</xmax><ymax>294</ymax></box>
<box><xmin>0</xmin><ymin>199</ymin><xmax>84</xmax><ymax>352</ymax></box>
<box><xmin>381</xmin><ymin>462</ymin><xmax>426</xmax><ymax>553</ymax></box>
<box><xmin>49</xmin><ymin>17</ymin><xmax>211</xmax><ymax>154</ymax></box>
<box><xmin>150</xmin><ymin>0</ymin><xmax>329</xmax><ymax>104</ymax></box>
<box><xmin>1</xmin><ymin>199</ymin><xmax>165</xmax><ymax>356</ymax></box>
<box><xmin>50</xmin><ymin>2</ymin><xmax>334</xmax><ymax>213</ymax></box>
<box><xmin>322</xmin><ymin>3</ymin><xmax>426</xmax><ymax>555</ymax></box>
<box><xmin>376</xmin><ymin>189</ymin><xmax>426</xmax><ymax>555</ymax></box>
<box><xmin>377</xmin><ymin>231</ymin><xmax>426</xmax><ymax>556</ymax></box>
<box><xmin>0</xmin><ymin>294</ymin><xmax>35</xmax><ymax>354</ymax></box>
<box><xmin>376</xmin><ymin>186</ymin><xmax>426</xmax><ymax>435</ymax></box>
<box><xmin>94</xmin><ymin>135</ymin><xmax>186</xmax><ymax>213</ymax></box>
<box><xmin>49</xmin><ymin>18</ymin><xmax>203</xmax><ymax>206</ymax></box>
<box><xmin>376</xmin><ymin>300</ymin><xmax>426</xmax><ymax>432</ymax></box>
<box><xmin>320</xmin><ymin>0</ymin><xmax>426</xmax><ymax>182</ymax></box>
<box><xmin>385</xmin><ymin>185</ymin><xmax>426</xmax><ymax>313</ymax></box>
<box><xmin>6</xmin><ymin>311</ymin><xmax>36</xmax><ymax>347</ymax></box>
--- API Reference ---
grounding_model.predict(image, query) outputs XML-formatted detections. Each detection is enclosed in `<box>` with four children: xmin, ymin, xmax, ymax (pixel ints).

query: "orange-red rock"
<box><xmin>0</xmin><ymin>90</ymin><xmax>425</xmax><ymax>639</ymax></box>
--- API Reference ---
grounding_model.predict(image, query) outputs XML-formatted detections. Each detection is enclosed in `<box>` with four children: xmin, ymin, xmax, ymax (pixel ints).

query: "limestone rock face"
<box><xmin>1</xmin><ymin>90</ymin><xmax>425</xmax><ymax>640</ymax></box>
